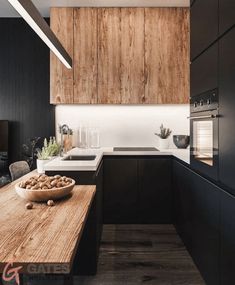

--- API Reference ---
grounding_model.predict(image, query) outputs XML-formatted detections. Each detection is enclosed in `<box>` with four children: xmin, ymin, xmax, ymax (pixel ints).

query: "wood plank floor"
<box><xmin>74</xmin><ymin>224</ymin><xmax>205</xmax><ymax>285</ymax></box>
<box><xmin>21</xmin><ymin>225</ymin><xmax>205</xmax><ymax>285</ymax></box>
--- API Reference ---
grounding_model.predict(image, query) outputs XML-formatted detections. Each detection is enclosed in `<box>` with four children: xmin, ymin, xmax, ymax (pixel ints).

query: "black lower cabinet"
<box><xmin>173</xmin><ymin>160</ymin><xmax>193</xmax><ymax>254</ymax></box>
<box><xmin>173</xmin><ymin>160</ymin><xmax>220</xmax><ymax>285</ymax></box>
<box><xmin>138</xmin><ymin>158</ymin><xmax>172</xmax><ymax>223</ymax></box>
<box><xmin>46</xmin><ymin>161</ymin><xmax>103</xmax><ymax>275</ymax></box>
<box><xmin>191</xmin><ymin>172</ymin><xmax>220</xmax><ymax>285</ymax></box>
<box><xmin>220</xmin><ymin>190</ymin><xmax>235</xmax><ymax>285</ymax></box>
<box><xmin>103</xmin><ymin>156</ymin><xmax>172</xmax><ymax>224</ymax></box>
<box><xmin>103</xmin><ymin>157</ymin><xmax>138</xmax><ymax>223</ymax></box>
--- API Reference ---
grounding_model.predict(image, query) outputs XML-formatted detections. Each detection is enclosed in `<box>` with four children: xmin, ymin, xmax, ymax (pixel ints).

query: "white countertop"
<box><xmin>44</xmin><ymin>147</ymin><xmax>190</xmax><ymax>172</ymax></box>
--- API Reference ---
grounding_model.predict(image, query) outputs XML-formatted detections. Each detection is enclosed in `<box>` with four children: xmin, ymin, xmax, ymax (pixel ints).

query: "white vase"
<box><xmin>159</xmin><ymin>138</ymin><xmax>169</xmax><ymax>149</ymax></box>
<box><xmin>37</xmin><ymin>159</ymin><xmax>49</xmax><ymax>174</ymax></box>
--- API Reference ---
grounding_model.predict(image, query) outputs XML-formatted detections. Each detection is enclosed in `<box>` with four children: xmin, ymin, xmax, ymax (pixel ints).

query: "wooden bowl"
<box><xmin>15</xmin><ymin>179</ymin><xmax>75</xmax><ymax>202</ymax></box>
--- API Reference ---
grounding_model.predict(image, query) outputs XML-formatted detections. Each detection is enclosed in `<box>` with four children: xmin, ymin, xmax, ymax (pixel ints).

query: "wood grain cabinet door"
<box><xmin>98</xmin><ymin>8</ymin><xmax>145</xmax><ymax>104</ymax></box>
<box><xmin>98</xmin><ymin>8</ymin><xmax>121</xmax><ymax>104</ymax></box>
<box><xmin>50</xmin><ymin>8</ymin><xmax>74</xmax><ymax>104</ymax></box>
<box><xmin>74</xmin><ymin>8</ymin><xmax>98</xmax><ymax>104</ymax></box>
<box><xmin>144</xmin><ymin>8</ymin><xmax>189</xmax><ymax>104</ymax></box>
<box><xmin>120</xmin><ymin>8</ymin><xmax>145</xmax><ymax>104</ymax></box>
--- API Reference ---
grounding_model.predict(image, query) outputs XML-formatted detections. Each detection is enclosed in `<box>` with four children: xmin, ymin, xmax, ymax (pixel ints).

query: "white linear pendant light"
<box><xmin>7</xmin><ymin>0</ymin><xmax>72</xmax><ymax>69</ymax></box>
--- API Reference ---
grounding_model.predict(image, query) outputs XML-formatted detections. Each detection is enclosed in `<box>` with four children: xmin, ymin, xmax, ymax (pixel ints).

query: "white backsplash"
<box><xmin>55</xmin><ymin>105</ymin><xmax>190</xmax><ymax>148</ymax></box>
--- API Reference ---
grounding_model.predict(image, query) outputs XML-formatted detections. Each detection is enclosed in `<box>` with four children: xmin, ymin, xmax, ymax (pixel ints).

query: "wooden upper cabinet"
<box><xmin>50</xmin><ymin>7</ymin><xmax>189</xmax><ymax>104</ymax></box>
<box><xmin>120</xmin><ymin>8</ymin><xmax>145</xmax><ymax>104</ymax></box>
<box><xmin>74</xmin><ymin>8</ymin><xmax>98</xmax><ymax>103</ymax></box>
<box><xmin>98</xmin><ymin>8</ymin><xmax>145</xmax><ymax>104</ymax></box>
<box><xmin>50</xmin><ymin>8</ymin><xmax>74</xmax><ymax>104</ymax></box>
<box><xmin>144</xmin><ymin>8</ymin><xmax>189</xmax><ymax>104</ymax></box>
<box><xmin>98</xmin><ymin>8</ymin><xmax>121</xmax><ymax>104</ymax></box>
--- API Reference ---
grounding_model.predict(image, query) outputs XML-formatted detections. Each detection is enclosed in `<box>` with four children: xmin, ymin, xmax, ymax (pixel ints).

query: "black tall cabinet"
<box><xmin>190</xmin><ymin>0</ymin><xmax>218</xmax><ymax>60</ymax></box>
<box><xmin>219</xmin><ymin>27</ymin><xmax>235</xmax><ymax>195</ymax></box>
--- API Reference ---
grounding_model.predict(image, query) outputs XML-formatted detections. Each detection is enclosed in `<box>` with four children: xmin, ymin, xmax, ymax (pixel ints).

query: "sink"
<box><xmin>114</xmin><ymin>147</ymin><xmax>158</xmax><ymax>151</ymax></box>
<box><xmin>62</xmin><ymin>155</ymin><xmax>96</xmax><ymax>161</ymax></box>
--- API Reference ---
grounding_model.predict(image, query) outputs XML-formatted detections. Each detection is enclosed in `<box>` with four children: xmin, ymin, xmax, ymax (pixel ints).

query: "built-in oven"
<box><xmin>189</xmin><ymin>89</ymin><xmax>219</xmax><ymax>181</ymax></box>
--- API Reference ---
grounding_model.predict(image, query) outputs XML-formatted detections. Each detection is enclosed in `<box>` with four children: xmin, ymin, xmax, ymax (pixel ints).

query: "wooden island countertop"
<box><xmin>0</xmin><ymin>171</ymin><xmax>96</xmax><ymax>274</ymax></box>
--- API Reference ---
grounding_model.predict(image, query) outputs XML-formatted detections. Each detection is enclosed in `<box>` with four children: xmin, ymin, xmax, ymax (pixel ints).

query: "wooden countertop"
<box><xmin>0</xmin><ymin>171</ymin><xmax>96</xmax><ymax>274</ymax></box>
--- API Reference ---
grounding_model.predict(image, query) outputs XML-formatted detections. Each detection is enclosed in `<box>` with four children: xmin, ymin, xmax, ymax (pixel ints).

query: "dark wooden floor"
<box><xmin>74</xmin><ymin>224</ymin><xmax>205</xmax><ymax>285</ymax></box>
<box><xmin>20</xmin><ymin>225</ymin><xmax>204</xmax><ymax>285</ymax></box>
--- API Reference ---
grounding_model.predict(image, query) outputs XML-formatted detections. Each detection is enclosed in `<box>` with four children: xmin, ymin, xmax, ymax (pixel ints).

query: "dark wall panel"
<box><xmin>0</xmin><ymin>18</ymin><xmax>54</xmax><ymax>163</ymax></box>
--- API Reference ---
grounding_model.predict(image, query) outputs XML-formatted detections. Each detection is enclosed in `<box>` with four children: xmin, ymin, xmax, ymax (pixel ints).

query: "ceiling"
<box><xmin>0</xmin><ymin>0</ymin><xmax>189</xmax><ymax>17</ymax></box>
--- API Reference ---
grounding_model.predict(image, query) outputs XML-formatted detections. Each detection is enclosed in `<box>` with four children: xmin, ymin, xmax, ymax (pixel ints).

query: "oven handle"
<box><xmin>187</xmin><ymin>114</ymin><xmax>219</xmax><ymax>120</ymax></box>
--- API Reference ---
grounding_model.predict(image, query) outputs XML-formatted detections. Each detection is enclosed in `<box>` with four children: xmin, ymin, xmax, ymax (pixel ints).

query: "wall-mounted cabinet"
<box><xmin>219</xmin><ymin>0</ymin><xmax>235</xmax><ymax>36</ymax></box>
<box><xmin>144</xmin><ymin>8</ymin><xmax>189</xmax><ymax>104</ymax></box>
<box><xmin>50</xmin><ymin>8</ymin><xmax>74</xmax><ymax>104</ymax></box>
<box><xmin>190</xmin><ymin>0</ymin><xmax>218</xmax><ymax>60</ymax></box>
<box><xmin>191</xmin><ymin>43</ymin><xmax>218</xmax><ymax>97</ymax></box>
<box><xmin>50</xmin><ymin>8</ymin><xmax>189</xmax><ymax>105</ymax></box>
<box><xmin>74</xmin><ymin>8</ymin><xmax>98</xmax><ymax>104</ymax></box>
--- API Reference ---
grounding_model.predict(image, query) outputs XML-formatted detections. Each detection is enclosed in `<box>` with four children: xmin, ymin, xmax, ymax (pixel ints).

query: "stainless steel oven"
<box><xmin>189</xmin><ymin>89</ymin><xmax>219</xmax><ymax>180</ymax></box>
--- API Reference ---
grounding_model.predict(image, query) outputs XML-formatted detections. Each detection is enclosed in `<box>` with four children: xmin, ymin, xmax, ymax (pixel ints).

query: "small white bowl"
<box><xmin>15</xmin><ymin>179</ymin><xmax>75</xmax><ymax>202</ymax></box>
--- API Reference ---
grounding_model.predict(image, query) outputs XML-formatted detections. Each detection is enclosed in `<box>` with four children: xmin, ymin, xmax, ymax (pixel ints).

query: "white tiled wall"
<box><xmin>55</xmin><ymin>105</ymin><xmax>189</xmax><ymax>148</ymax></box>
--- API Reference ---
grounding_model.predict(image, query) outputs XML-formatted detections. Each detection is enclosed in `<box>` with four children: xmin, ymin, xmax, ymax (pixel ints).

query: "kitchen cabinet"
<box><xmin>50</xmin><ymin>8</ymin><xmax>73</xmax><ymax>104</ymax></box>
<box><xmin>97</xmin><ymin>8</ymin><xmax>121</xmax><ymax>104</ymax></box>
<box><xmin>173</xmin><ymin>160</ymin><xmax>193</xmax><ymax>254</ymax></box>
<box><xmin>138</xmin><ymin>157</ymin><xmax>172</xmax><ymax>223</ymax></box>
<box><xmin>98</xmin><ymin>8</ymin><xmax>145</xmax><ymax>104</ymax></box>
<box><xmin>103</xmin><ymin>157</ymin><xmax>138</xmax><ymax>223</ymax></box>
<box><xmin>219</xmin><ymin>0</ymin><xmax>235</xmax><ymax>36</ymax></box>
<box><xmin>45</xmin><ymin>161</ymin><xmax>103</xmax><ymax>275</ymax></box>
<box><xmin>220</xmin><ymin>190</ymin><xmax>235</xmax><ymax>285</ymax></box>
<box><xmin>103</xmin><ymin>156</ymin><xmax>172</xmax><ymax>224</ymax></box>
<box><xmin>219</xmin><ymin>27</ymin><xmax>235</xmax><ymax>195</ymax></box>
<box><xmin>191</xmin><ymin>171</ymin><xmax>220</xmax><ymax>285</ymax></box>
<box><xmin>73</xmin><ymin>8</ymin><xmax>98</xmax><ymax>104</ymax></box>
<box><xmin>144</xmin><ymin>8</ymin><xmax>189</xmax><ymax>104</ymax></box>
<box><xmin>173</xmin><ymin>160</ymin><xmax>220</xmax><ymax>285</ymax></box>
<box><xmin>190</xmin><ymin>0</ymin><xmax>218</xmax><ymax>60</ymax></box>
<box><xmin>50</xmin><ymin>7</ymin><xmax>189</xmax><ymax>105</ymax></box>
<box><xmin>191</xmin><ymin>43</ymin><xmax>218</xmax><ymax>97</ymax></box>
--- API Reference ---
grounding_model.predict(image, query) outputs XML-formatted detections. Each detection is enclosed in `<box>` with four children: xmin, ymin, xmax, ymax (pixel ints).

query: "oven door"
<box><xmin>190</xmin><ymin>110</ymin><xmax>219</xmax><ymax>181</ymax></box>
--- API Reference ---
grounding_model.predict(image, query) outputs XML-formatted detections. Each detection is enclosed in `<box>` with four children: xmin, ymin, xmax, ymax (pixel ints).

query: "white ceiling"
<box><xmin>0</xmin><ymin>0</ymin><xmax>189</xmax><ymax>17</ymax></box>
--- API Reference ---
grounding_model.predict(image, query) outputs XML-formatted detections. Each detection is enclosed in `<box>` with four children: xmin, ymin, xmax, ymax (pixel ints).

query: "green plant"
<box><xmin>155</xmin><ymin>124</ymin><xmax>172</xmax><ymax>139</ymax></box>
<box><xmin>37</xmin><ymin>137</ymin><xmax>60</xmax><ymax>160</ymax></box>
<box><xmin>47</xmin><ymin>137</ymin><xmax>61</xmax><ymax>156</ymax></box>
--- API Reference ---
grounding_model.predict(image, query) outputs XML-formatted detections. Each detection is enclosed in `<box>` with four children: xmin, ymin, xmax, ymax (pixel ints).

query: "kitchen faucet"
<box><xmin>60</xmin><ymin>124</ymin><xmax>70</xmax><ymax>157</ymax></box>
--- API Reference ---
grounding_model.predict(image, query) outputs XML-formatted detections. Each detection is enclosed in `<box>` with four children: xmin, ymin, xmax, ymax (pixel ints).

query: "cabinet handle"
<box><xmin>187</xmin><ymin>114</ymin><xmax>219</xmax><ymax>120</ymax></box>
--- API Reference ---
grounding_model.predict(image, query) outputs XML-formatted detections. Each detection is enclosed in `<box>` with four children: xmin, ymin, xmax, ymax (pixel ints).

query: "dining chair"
<box><xmin>9</xmin><ymin>161</ymin><xmax>30</xmax><ymax>181</ymax></box>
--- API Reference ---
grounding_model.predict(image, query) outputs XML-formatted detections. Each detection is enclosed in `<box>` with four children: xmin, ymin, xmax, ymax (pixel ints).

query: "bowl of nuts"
<box><xmin>15</xmin><ymin>174</ymin><xmax>75</xmax><ymax>202</ymax></box>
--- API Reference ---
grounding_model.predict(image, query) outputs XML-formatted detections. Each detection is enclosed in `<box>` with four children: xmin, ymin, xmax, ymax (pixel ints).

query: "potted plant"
<box><xmin>36</xmin><ymin>137</ymin><xmax>60</xmax><ymax>173</ymax></box>
<box><xmin>155</xmin><ymin>124</ymin><xmax>172</xmax><ymax>149</ymax></box>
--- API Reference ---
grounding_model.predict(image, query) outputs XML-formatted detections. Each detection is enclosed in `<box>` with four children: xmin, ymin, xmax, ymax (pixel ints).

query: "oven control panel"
<box><xmin>190</xmin><ymin>89</ymin><xmax>218</xmax><ymax>113</ymax></box>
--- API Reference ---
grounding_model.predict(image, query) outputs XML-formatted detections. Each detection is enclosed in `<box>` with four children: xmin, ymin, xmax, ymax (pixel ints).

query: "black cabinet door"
<box><xmin>191</xmin><ymin>173</ymin><xmax>220</xmax><ymax>285</ymax></box>
<box><xmin>191</xmin><ymin>43</ymin><xmax>218</xmax><ymax>97</ymax></box>
<box><xmin>138</xmin><ymin>158</ymin><xmax>172</xmax><ymax>223</ymax></box>
<box><xmin>173</xmin><ymin>160</ymin><xmax>193</xmax><ymax>254</ymax></box>
<box><xmin>191</xmin><ymin>0</ymin><xmax>218</xmax><ymax>60</ymax></box>
<box><xmin>219</xmin><ymin>27</ymin><xmax>235</xmax><ymax>194</ymax></box>
<box><xmin>221</xmin><ymin>190</ymin><xmax>235</xmax><ymax>285</ymax></box>
<box><xmin>219</xmin><ymin>0</ymin><xmax>235</xmax><ymax>36</ymax></box>
<box><xmin>103</xmin><ymin>157</ymin><xmax>138</xmax><ymax>223</ymax></box>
